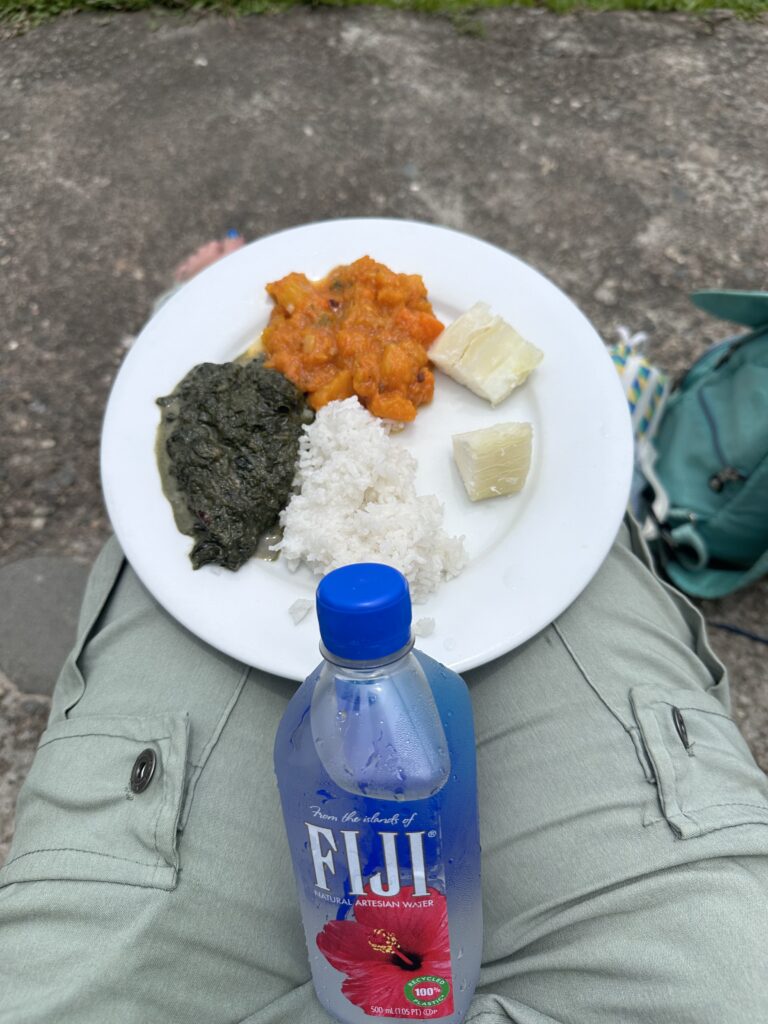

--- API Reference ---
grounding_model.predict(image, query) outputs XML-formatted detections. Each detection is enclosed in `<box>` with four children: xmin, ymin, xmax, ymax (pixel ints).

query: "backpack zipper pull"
<box><xmin>709</xmin><ymin>466</ymin><xmax>747</xmax><ymax>492</ymax></box>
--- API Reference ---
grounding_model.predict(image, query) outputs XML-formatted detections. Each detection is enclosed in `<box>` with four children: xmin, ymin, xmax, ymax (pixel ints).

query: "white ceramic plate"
<box><xmin>101</xmin><ymin>218</ymin><xmax>632</xmax><ymax>681</ymax></box>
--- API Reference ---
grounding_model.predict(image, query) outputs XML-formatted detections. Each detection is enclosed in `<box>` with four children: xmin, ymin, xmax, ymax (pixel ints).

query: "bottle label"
<box><xmin>305</xmin><ymin>805</ymin><xmax>455</xmax><ymax>1019</ymax></box>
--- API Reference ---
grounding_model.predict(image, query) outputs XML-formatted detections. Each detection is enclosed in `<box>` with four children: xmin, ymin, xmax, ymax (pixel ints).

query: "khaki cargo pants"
<box><xmin>1</xmin><ymin>517</ymin><xmax>767</xmax><ymax>1023</ymax></box>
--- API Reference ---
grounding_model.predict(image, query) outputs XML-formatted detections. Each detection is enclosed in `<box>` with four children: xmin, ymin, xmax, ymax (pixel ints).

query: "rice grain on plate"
<box><xmin>274</xmin><ymin>398</ymin><xmax>467</xmax><ymax>602</ymax></box>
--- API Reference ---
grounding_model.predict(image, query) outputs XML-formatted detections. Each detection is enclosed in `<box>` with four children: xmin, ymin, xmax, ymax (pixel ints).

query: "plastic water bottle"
<box><xmin>274</xmin><ymin>563</ymin><xmax>482</xmax><ymax>1023</ymax></box>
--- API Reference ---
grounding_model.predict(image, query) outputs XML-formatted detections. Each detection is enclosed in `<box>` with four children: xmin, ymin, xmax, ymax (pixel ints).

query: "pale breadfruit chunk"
<box><xmin>429</xmin><ymin>302</ymin><xmax>495</xmax><ymax>369</ymax></box>
<box><xmin>452</xmin><ymin>421</ymin><xmax>533</xmax><ymax>501</ymax></box>
<box><xmin>430</xmin><ymin>302</ymin><xmax>543</xmax><ymax>406</ymax></box>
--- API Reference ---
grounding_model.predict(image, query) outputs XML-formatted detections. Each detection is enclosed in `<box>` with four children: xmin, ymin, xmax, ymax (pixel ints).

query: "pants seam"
<box><xmin>1</xmin><ymin>846</ymin><xmax>164</xmax><ymax>871</ymax></box>
<box><xmin>552</xmin><ymin>620</ymin><xmax>632</xmax><ymax>733</ymax></box>
<box><xmin>178</xmin><ymin>665</ymin><xmax>251</xmax><ymax>831</ymax></box>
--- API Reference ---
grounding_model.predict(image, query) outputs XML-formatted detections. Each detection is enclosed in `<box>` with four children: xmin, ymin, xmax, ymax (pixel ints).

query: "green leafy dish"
<box><xmin>156</xmin><ymin>356</ymin><xmax>311</xmax><ymax>571</ymax></box>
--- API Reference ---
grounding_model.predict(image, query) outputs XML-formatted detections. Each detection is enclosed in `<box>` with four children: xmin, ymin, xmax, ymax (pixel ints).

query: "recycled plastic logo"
<box><xmin>404</xmin><ymin>975</ymin><xmax>451</xmax><ymax>1007</ymax></box>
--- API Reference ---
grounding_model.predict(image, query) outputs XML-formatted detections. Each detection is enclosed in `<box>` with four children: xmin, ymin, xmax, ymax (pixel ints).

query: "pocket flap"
<box><xmin>630</xmin><ymin>685</ymin><xmax>768</xmax><ymax>839</ymax></box>
<box><xmin>1</xmin><ymin>713</ymin><xmax>189</xmax><ymax>890</ymax></box>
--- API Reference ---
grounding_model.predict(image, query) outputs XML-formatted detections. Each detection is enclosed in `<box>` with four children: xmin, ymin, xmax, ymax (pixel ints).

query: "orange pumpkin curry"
<box><xmin>259</xmin><ymin>256</ymin><xmax>444</xmax><ymax>422</ymax></box>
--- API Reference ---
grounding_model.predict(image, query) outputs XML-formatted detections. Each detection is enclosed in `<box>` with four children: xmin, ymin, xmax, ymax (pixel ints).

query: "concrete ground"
<box><xmin>1</xmin><ymin>7</ymin><xmax>767</xmax><ymax>861</ymax></box>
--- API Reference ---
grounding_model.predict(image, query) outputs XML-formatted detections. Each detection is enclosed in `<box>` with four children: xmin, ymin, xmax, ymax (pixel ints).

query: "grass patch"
<box><xmin>3</xmin><ymin>0</ymin><xmax>765</xmax><ymax>30</ymax></box>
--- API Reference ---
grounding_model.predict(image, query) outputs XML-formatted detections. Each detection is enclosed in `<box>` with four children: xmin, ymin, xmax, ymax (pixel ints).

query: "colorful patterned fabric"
<box><xmin>609</xmin><ymin>328</ymin><xmax>670</xmax><ymax>443</ymax></box>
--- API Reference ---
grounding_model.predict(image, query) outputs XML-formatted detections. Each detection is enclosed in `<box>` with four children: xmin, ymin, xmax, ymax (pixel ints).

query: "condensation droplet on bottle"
<box><xmin>336</xmin><ymin>710</ymin><xmax>347</xmax><ymax>723</ymax></box>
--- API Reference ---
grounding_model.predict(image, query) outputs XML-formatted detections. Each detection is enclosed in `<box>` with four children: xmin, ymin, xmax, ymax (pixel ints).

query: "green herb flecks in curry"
<box><xmin>157</xmin><ymin>357</ymin><xmax>310</xmax><ymax>571</ymax></box>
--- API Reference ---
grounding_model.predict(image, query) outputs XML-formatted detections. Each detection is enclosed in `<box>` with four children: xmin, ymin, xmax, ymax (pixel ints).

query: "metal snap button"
<box><xmin>671</xmin><ymin>706</ymin><xmax>690</xmax><ymax>749</ymax></box>
<box><xmin>130</xmin><ymin>748</ymin><xmax>157</xmax><ymax>794</ymax></box>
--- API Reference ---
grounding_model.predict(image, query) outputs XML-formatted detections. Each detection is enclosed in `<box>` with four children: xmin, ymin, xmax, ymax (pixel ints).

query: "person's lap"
<box><xmin>1</xmin><ymin>518</ymin><xmax>767</xmax><ymax>1023</ymax></box>
<box><xmin>467</xmin><ymin>519</ymin><xmax>768</xmax><ymax>1021</ymax></box>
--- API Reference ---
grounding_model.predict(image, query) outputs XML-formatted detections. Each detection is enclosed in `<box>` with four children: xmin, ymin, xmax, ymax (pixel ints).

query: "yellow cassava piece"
<box><xmin>429</xmin><ymin>302</ymin><xmax>543</xmax><ymax>405</ymax></box>
<box><xmin>452</xmin><ymin>421</ymin><xmax>533</xmax><ymax>501</ymax></box>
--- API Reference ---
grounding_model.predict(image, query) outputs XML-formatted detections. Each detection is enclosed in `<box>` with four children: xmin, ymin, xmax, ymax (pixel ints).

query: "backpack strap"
<box><xmin>648</xmin><ymin>503</ymin><xmax>768</xmax><ymax>599</ymax></box>
<box><xmin>664</xmin><ymin>547</ymin><xmax>768</xmax><ymax>600</ymax></box>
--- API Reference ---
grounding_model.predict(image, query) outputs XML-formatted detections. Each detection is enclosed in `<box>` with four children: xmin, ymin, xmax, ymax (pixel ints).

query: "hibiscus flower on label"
<box><xmin>317</xmin><ymin>884</ymin><xmax>454</xmax><ymax>1019</ymax></box>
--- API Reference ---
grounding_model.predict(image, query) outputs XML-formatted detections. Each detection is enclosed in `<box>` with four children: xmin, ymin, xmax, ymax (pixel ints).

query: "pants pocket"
<box><xmin>630</xmin><ymin>684</ymin><xmax>768</xmax><ymax>838</ymax></box>
<box><xmin>0</xmin><ymin>712</ymin><xmax>189</xmax><ymax>891</ymax></box>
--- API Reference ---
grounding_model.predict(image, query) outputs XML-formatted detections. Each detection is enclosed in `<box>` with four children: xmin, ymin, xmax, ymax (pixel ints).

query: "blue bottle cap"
<box><xmin>316</xmin><ymin>563</ymin><xmax>412</xmax><ymax>661</ymax></box>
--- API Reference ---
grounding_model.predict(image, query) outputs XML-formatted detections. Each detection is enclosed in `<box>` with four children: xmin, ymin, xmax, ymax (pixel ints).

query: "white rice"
<box><xmin>274</xmin><ymin>397</ymin><xmax>468</xmax><ymax>603</ymax></box>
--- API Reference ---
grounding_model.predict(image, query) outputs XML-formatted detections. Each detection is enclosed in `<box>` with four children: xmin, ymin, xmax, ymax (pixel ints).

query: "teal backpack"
<box><xmin>642</xmin><ymin>290</ymin><xmax>768</xmax><ymax>599</ymax></box>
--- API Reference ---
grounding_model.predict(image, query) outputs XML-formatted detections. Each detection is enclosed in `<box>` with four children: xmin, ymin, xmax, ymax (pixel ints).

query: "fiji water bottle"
<box><xmin>274</xmin><ymin>563</ymin><xmax>482</xmax><ymax>1023</ymax></box>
